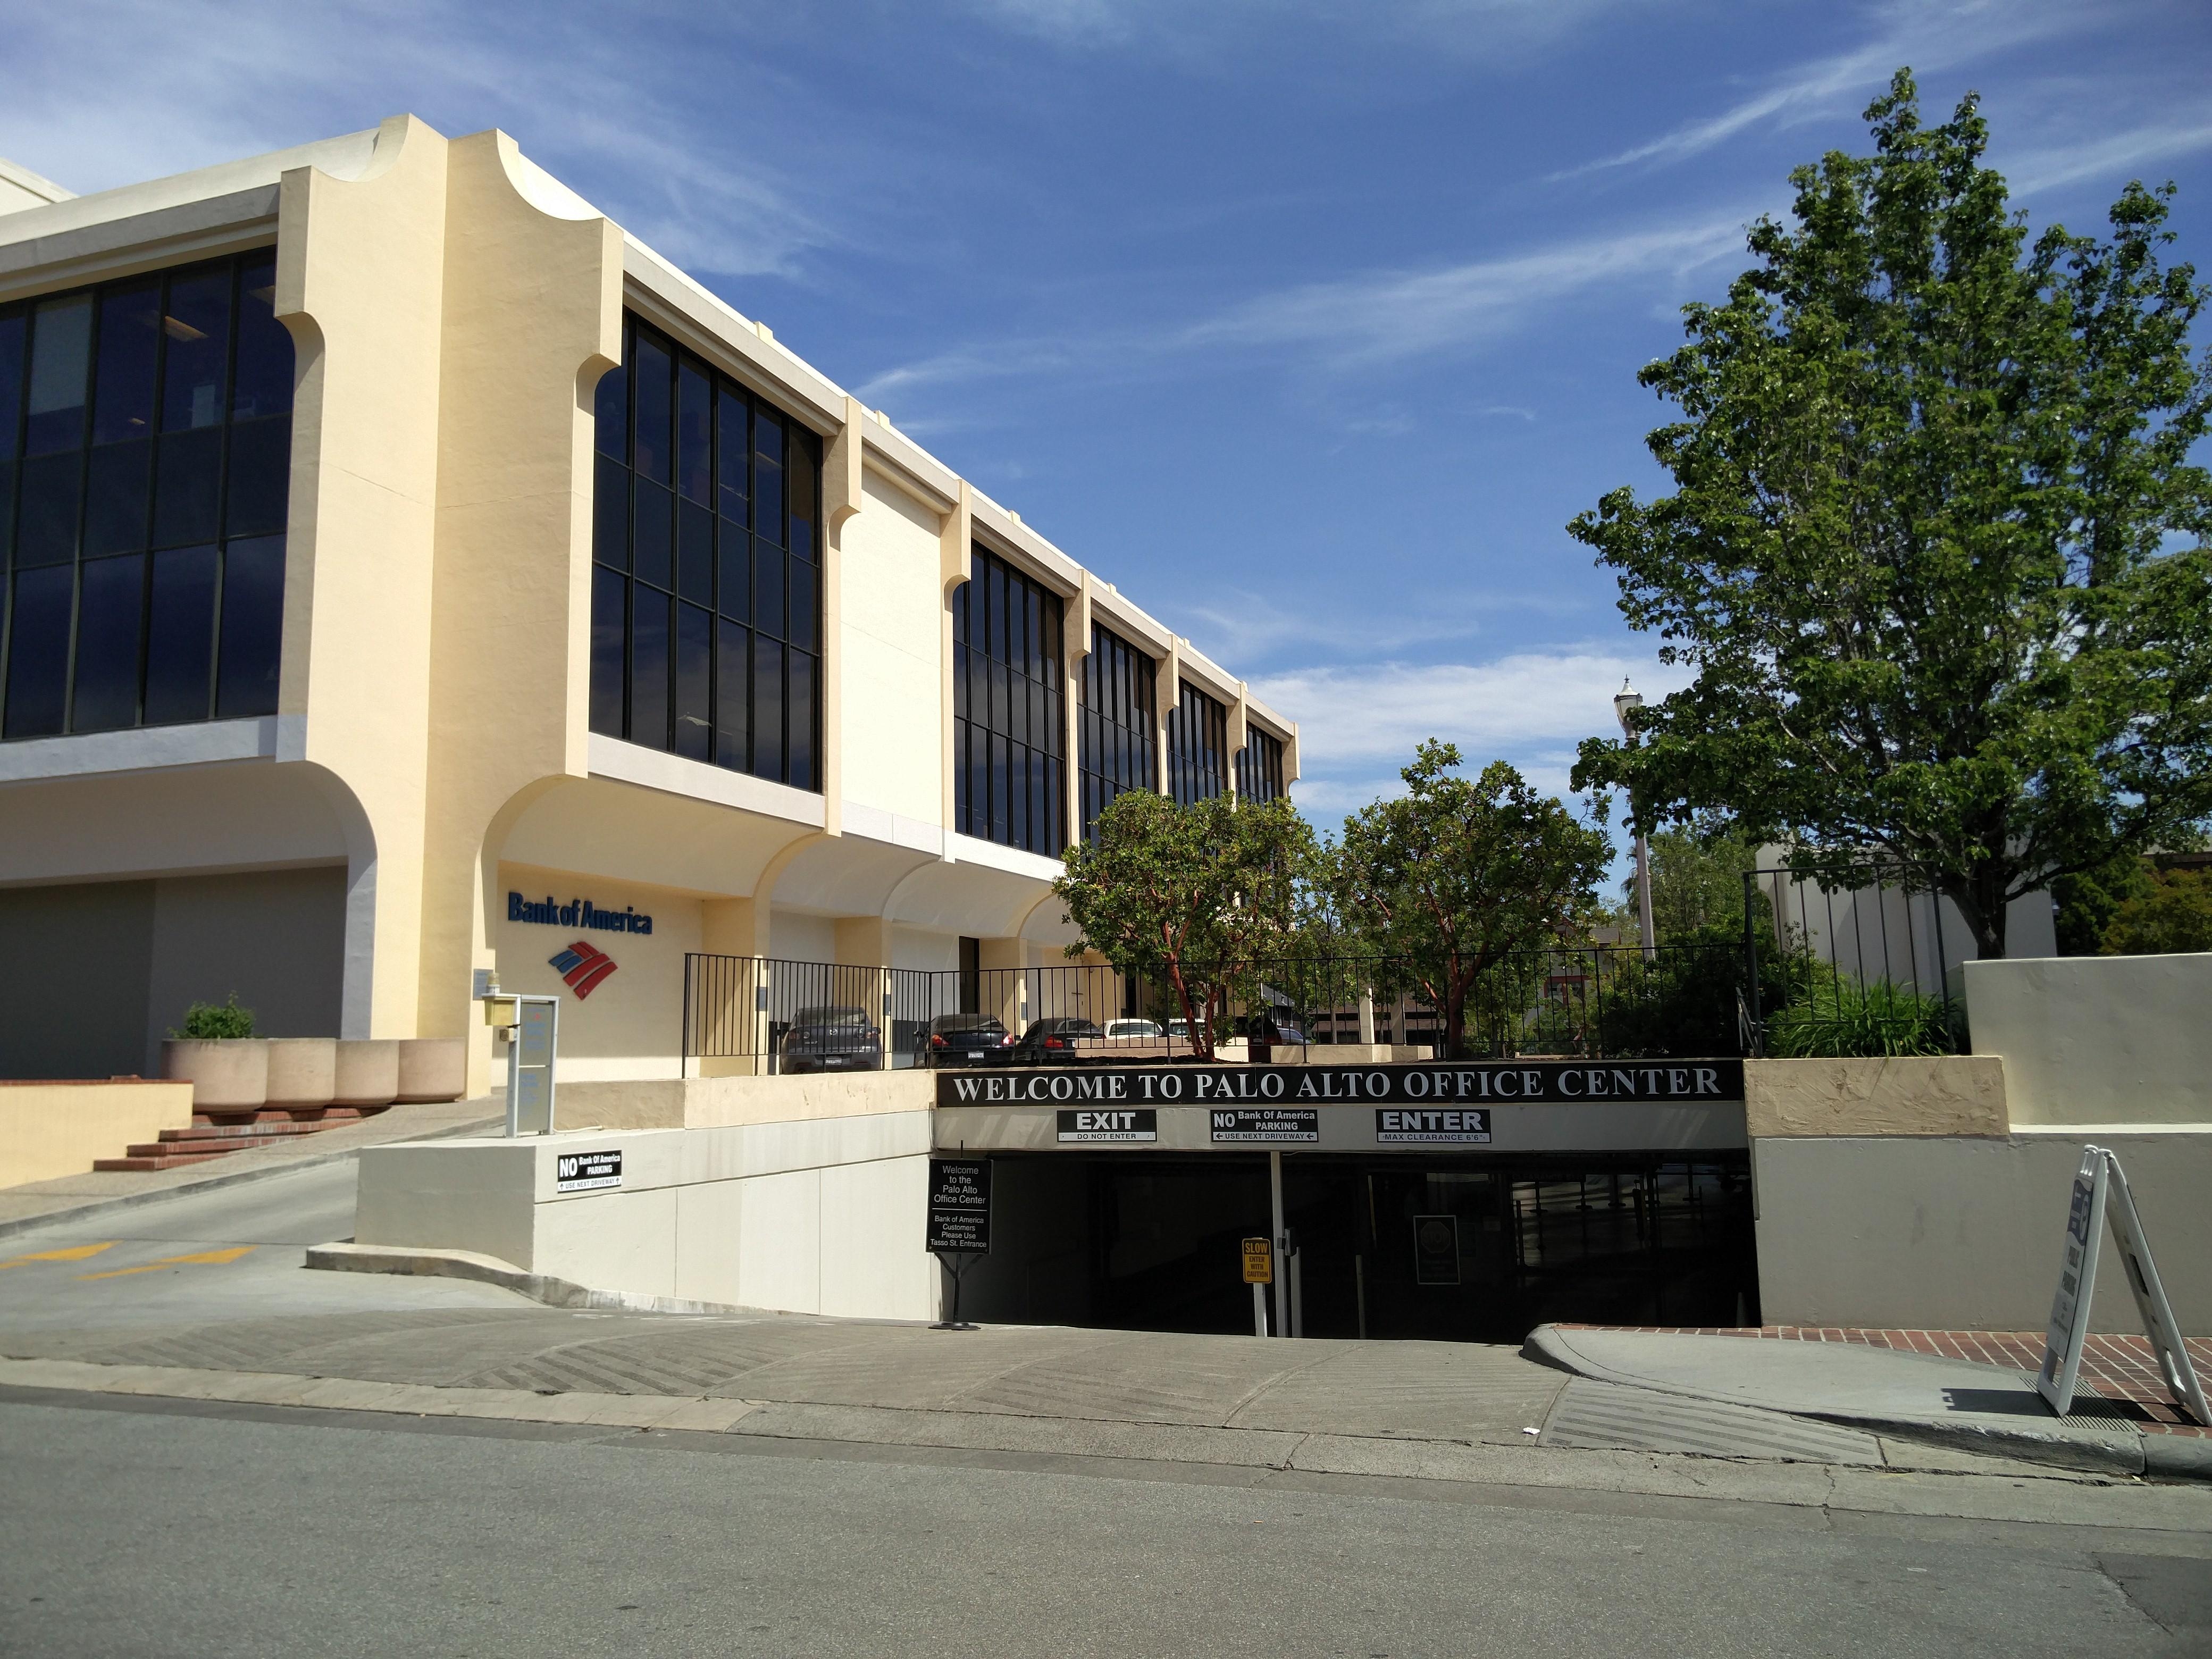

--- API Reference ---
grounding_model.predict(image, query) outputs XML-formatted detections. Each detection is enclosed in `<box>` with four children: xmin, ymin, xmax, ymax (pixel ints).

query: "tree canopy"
<box><xmin>1052</xmin><ymin>789</ymin><xmax>1314</xmax><ymax>1060</ymax></box>
<box><xmin>1333</xmin><ymin>742</ymin><xmax>1611</xmax><ymax>1056</ymax></box>
<box><xmin>1569</xmin><ymin>71</ymin><xmax>2212</xmax><ymax>958</ymax></box>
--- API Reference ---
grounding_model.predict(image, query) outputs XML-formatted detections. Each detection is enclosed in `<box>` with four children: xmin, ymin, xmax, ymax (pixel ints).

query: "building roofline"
<box><xmin>0</xmin><ymin>118</ymin><xmax>1301</xmax><ymax>753</ymax></box>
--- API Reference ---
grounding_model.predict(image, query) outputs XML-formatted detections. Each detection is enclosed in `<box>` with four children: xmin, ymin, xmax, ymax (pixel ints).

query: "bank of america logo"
<box><xmin>548</xmin><ymin>940</ymin><xmax>618</xmax><ymax>999</ymax></box>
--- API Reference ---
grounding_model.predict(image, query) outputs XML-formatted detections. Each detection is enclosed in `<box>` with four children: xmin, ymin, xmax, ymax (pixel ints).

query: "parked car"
<box><xmin>780</xmin><ymin>1006</ymin><xmax>882</xmax><ymax>1074</ymax></box>
<box><xmin>916</xmin><ymin>1013</ymin><xmax>1013</xmax><ymax>1068</ymax></box>
<box><xmin>1103</xmin><ymin>1018</ymin><xmax>1163</xmax><ymax>1041</ymax></box>
<box><xmin>1009</xmin><ymin>1016</ymin><xmax>1107</xmax><ymax>1066</ymax></box>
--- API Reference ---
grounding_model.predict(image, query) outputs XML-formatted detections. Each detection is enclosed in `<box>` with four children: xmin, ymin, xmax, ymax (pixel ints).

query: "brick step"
<box><xmin>94</xmin><ymin>1151</ymin><xmax>236</xmax><ymax>1172</ymax></box>
<box><xmin>124</xmin><ymin>1137</ymin><xmax>265</xmax><ymax>1158</ymax></box>
<box><xmin>160</xmin><ymin>1121</ymin><xmax>329</xmax><ymax>1144</ymax></box>
<box><xmin>189</xmin><ymin>1107</ymin><xmax>368</xmax><ymax>1128</ymax></box>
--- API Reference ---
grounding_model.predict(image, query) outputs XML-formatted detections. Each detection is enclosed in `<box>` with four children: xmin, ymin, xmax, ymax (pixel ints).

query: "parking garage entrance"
<box><xmin>949</xmin><ymin>1150</ymin><xmax>1754</xmax><ymax>1342</ymax></box>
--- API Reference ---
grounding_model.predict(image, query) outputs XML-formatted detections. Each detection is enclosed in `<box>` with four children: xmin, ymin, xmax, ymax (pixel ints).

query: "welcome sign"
<box><xmin>937</xmin><ymin>1059</ymin><xmax>1743</xmax><ymax>1108</ymax></box>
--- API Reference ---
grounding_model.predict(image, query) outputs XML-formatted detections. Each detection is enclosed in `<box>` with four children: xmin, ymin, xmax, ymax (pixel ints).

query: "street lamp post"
<box><xmin>1613</xmin><ymin>680</ymin><xmax>1656</xmax><ymax>961</ymax></box>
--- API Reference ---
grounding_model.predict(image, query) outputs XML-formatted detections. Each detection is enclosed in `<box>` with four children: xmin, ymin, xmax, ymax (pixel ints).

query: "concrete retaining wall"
<box><xmin>553</xmin><ymin>1070</ymin><xmax>935</xmax><ymax>1133</ymax></box>
<box><xmin>1753</xmin><ymin>1127</ymin><xmax>2212</xmax><ymax>1334</ymax></box>
<box><xmin>1964</xmin><ymin>953</ymin><xmax>2212</xmax><ymax>1126</ymax></box>
<box><xmin>354</xmin><ymin>1110</ymin><xmax>935</xmax><ymax>1320</ymax></box>
<box><xmin>1745</xmin><ymin>1056</ymin><xmax>2007</xmax><ymax>1138</ymax></box>
<box><xmin>0</xmin><ymin>1080</ymin><xmax>195</xmax><ymax>1188</ymax></box>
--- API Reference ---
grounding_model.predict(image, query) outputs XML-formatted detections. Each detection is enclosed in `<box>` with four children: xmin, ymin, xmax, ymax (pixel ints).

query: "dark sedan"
<box><xmin>916</xmin><ymin>1014</ymin><xmax>1013</xmax><ymax>1068</ymax></box>
<box><xmin>1008</xmin><ymin>1016</ymin><xmax>1106</xmax><ymax>1066</ymax></box>
<box><xmin>779</xmin><ymin>1006</ymin><xmax>883</xmax><ymax>1074</ymax></box>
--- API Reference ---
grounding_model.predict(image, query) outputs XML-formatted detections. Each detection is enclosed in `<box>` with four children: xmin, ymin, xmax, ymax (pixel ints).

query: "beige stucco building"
<box><xmin>0</xmin><ymin>118</ymin><xmax>1296</xmax><ymax>1089</ymax></box>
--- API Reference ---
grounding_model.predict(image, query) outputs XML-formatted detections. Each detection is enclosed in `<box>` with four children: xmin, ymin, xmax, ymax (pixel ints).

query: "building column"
<box><xmin>1065</xmin><ymin>575</ymin><xmax>1092</xmax><ymax>849</ymax></box>
<box><xmin>697</xmin><ymin>898</ymin><xmax>767</xmax><ymax>1075</ymax></box>
<box><xmin>835</xmin><ymin>916</ymin><xmax>895</xmax><ymax>1063</ymax></box>
<box><xmin>978</xmin><ymin>936</ymin><xmax>1027</xmax><ymax>1035</ymax></box>
<box><xmin>1154</xmin><ymin>639</ymin><xmax>1181</xmax><ymax>798</ymax></box>
<box><xmin>939</xmin><ymin>482</ymin><xmax>974</xmax><ymax>846</ymax></box>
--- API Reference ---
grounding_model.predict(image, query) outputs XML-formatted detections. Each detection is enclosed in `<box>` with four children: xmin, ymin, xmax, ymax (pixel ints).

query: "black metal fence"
<box><xmin>685</xmin><ymin>945</ymin><xmax>1763</xmax><ymax>1069</ymax></box>
<box><xmin>681</xmin><ymin>956</ymin><xmax>937</xmax><ymax>1073</ymax></box>
<box><xmin>682</xmin><ymin>865</ymin><xmax>1967</xmax><ymax>1072</ymax></box>
<box><xmin>1742</xmin><ymin>864</ymin><xmax>1963</xmax><ymax>1057</ymax></box>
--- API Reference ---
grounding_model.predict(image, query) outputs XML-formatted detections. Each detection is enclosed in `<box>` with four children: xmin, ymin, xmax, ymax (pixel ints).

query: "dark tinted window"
<box><xmin>1168</xmin><ymin>682</ymin><xmax>1228</xmax><ymax>806</ymax></box>
<box><xmin>1237</xmin><ymin>726</ymin><xmax>1286</xmax><ymax>803</ymax></box>
<box><xmin>954</xmin><ymin>544</ymin><xmax>1065</xmax><ymax>855</ymax></box>
<box><xmin>230</xmin><ymin>258</ymin><xmax>291</xmax><ymax>420</ymax></box>
<box><xmin>586</xmin><ymin>315</ymin><xmax>822</xmax><ymax>792</ymax></box>
<box><xmin>0</xmin><ymin>255</ymin><xmax>292</xmax><ymax>742</ymax></box>
<box><xmin>1079</xmin><ymin>622</ymin><xmax>1157</xmax><ymax>841</ymax></box>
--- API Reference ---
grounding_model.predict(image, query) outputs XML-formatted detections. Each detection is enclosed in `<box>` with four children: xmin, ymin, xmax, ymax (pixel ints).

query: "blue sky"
<box><xmin>6</xmin><ymin>0</ymin><xmax>2209</xmax><ymax>832</ymax></box>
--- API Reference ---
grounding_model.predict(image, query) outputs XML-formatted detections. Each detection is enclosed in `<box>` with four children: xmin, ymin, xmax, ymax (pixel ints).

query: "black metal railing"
<box><xmin>1741</xmin><ymin>864</ymin><xmax>1964</xmax><ymax>1057</ymax></box>
<box><xmin>681</xmin><ymin>955</ymin><xmax>937</xmax><ymax>1073</ymax></box>
<box><xmin>683</xmin><ymin>945</ymin><xmax>1772</xmax><ymax>1069</ymax></box>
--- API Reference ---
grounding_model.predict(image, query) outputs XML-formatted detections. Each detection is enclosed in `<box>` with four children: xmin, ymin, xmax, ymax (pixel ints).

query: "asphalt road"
<box><xmin>1</xmin><ymin>1390</ymin><xmax>2206</xmax><ymax>1659</ymax></box>
<box><xmin>0</xmin><ymin>1158</ymin><xmax>521</xmax><ymax>1333</ymax></box>
<box><xmin>0</xmin><ymin>1161</ymin><xmax>2206</xmax><ymax>1656</ymax></box>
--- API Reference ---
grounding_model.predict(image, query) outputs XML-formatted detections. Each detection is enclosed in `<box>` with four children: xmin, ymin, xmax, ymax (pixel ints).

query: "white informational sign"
<box><xmin>554</xmin><ymin>1150</ymin><xmax>622</xmax><ymax>1194</ymax></box>
<box><xmin>2037</xmin><ymin>1145</ymin><xmax>2209</xmax><ymax>1426</ymax></box>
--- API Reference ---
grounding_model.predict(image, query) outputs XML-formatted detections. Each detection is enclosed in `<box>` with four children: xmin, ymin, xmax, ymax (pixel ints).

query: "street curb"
<box><xmin>2142</xmin><ymin>1434</ymin><xmax>2212</xmax><ymax>1479</ymax></box>
<box><xmin>305</xmin><ymin>1241</ymin><xmax>769</xmax><ymax>1319</ymax></box>
<box><xmin>1522</xmin><ymin>1325</ymin><xmax>2181</xmax><ymax>1481</ymax></box>
<box><xmin>0</xmin><ymin>1116</ymin><xmax>502</xmax><ymax>1243</ymax></box>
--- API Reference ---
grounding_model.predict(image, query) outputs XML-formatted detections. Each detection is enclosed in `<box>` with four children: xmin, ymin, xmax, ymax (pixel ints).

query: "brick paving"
<box><xmin>1562</xmin><ymin>1324</ymin><xmax>2211</xmax><ymax>1435</ymax></box>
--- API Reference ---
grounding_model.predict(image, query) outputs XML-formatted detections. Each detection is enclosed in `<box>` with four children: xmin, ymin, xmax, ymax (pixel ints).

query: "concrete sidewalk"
<box><xmin>1528</xmin><ymin>1324</ymin><xmax>2212</xmax><ymax>1480</ymax></box>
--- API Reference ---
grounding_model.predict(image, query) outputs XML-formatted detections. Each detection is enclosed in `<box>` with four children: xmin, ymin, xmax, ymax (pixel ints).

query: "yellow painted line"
<box><xmin>0</xmin><ymin>1242</ymin><xmax>117</xmax><ymax>1269</ymax></box>
<box><xmin>77</xmin><ymin>1246</ymin><xmax>257</xmax><ymax>1281</ymax></box>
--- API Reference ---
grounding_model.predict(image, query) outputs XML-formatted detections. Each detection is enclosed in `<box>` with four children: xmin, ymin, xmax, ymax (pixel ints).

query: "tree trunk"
<box><xmin>1944</xmin><ymin>868</ymin><xmax>2010</xmax><ymax>961</ymax></box>
<box><xmin>1166</xmin><ymin>958</ymin><xmax>1210</xmax><ymax>1061</ymax></box>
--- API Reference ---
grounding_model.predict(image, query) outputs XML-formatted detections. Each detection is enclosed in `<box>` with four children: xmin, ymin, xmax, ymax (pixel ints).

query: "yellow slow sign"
<box><xmin>1241</xmin><ymin>1236</ymin><xmax>1273</xmax><ymax>1285</ymax></box>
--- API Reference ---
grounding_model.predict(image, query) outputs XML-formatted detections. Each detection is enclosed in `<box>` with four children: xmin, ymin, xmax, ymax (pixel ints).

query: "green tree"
<box><xmin>1636</xmin><ymin>827</ymin><xmax>1762</xmax><ymax>942</ymax></box>
<box><xmin>1569</xmin><ymin>72</ymin><xmax>2212</xmax><ymax>959</ymax></box>
<box><xmin>2101</xmin><ymin>866</ymin><xmax>2212</xmax><ymax>954</ymax></box>
<box><xmin>2050</xmin><ymin>850</ymin><xmax>2155</xmax><ymax>956</ymax></box>
<box><xmin>1334</xmin><ymin>742</ymin><xmax>1612</xmax><ymax>1057</ymax></box>
<box><xmin>1053</xmin><ymin>790</ymin><xmax>1315</xmax><ymax>1061</ymax></box>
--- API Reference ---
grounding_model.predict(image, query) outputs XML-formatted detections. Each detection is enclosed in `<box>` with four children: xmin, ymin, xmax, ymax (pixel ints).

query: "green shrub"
<box><xmin>172</xmin><ymin>993</ymin><xmax>255</xmax><ymax>1040</ymax></box>
<box><xmin>1763</xmin><ymin>979</ymin><xmax>1954</xmax><ymax>1058</ymax></box>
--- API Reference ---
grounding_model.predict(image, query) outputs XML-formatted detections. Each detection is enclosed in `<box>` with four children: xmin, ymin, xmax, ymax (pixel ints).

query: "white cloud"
<box><xmin>1183</xmin><ymin>217</ymin><xmax>1746</xmax><ymax>367</ymax></box>
<box><xmin>1256</xmin><ymin>650</ymin><xmax>1681</xmax><ymax>778</ymax></box>
<box><xmin>963</xmin><ymin>0</ymin><xmax>1650</xmax><ymax>61</ymax></box>
<box><xmin>0</xmin><ymin>1</ymin><xmax>834</xmax><ymax>279</ymax></box>
<box><xmin>853</xmin><ymin>211</ymin><xmax>1752</xmax><ymax>400</ymax></box>
<box><xmin>1177</xmin><ymin>589</ymin><xmax>1492</xmax><ymax>666</ymax></box>
<box><xmin>2004</xmin><ymin>118</ymin><xmax>2212</xmax><ymax>198</ymax></box>
<box><xmin>1551</xmin><ymin>0</ymin><xmax>2084</xmax><ymax>181</ymax></box>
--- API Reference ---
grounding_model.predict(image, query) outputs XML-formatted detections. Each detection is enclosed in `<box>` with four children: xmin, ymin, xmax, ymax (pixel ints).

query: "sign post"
<box><xmin>2038</xmin><ymin>1145</ymin><xmax>2209</xmax><ymax>1425</ymax></box>
<box><xmin>927</xmin><ymin>1158</ymin><xmax>992</xmax><ymax>1332</ymax></box>
<box><xmin>1242</xmin><ymin>1237</ymin><xmax>1272</xmax><ymax>1337</ymax></box>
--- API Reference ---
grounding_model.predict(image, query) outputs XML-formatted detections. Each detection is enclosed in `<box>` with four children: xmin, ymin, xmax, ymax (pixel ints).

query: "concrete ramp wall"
<box><xmin>355</xmin><ymin>1110</ymin><xmax>935</xmax><ymax>1320</ymax></box>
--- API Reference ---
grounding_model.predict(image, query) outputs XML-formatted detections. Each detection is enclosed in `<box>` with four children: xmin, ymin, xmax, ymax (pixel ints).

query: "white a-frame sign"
<box><xmin>2037</xmin><ymin>1145</ymin><xmax>2209</xmax><ymax>1425</ymax></box>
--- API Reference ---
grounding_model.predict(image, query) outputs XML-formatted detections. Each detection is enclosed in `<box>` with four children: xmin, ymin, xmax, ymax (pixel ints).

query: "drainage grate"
<box><xmin>1540</xmin><ymin>1377</ymin><xmax>1883</xmax><ymax>1465</ymax></box>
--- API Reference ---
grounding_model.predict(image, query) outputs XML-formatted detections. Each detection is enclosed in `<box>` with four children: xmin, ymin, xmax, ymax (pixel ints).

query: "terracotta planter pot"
<box><xmin>263</xmin><ymin>1038</ymin><xmax>337</xmax><ymax>1112</ymax></box>
<box><xmin>395</xmin><ymin>1037</ymin><xmax>466</xmax><ymax>1103</ymax></box>
<box><xmin>161</xmin><ymin>1039</ymin><xmax>269</xmax><ymax>1112</ymax></box>
<box><xmin>332</xmin><ymin>1039</ymin><xmax>400</xmax><ymax>1108</ymax></box>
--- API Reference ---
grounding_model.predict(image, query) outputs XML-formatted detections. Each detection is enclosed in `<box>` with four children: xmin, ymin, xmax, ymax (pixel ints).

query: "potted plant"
<box><xmin>160</xmin><ymin>995</ymin><xmax>269</xmax><ymax>1115</ymax></box>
